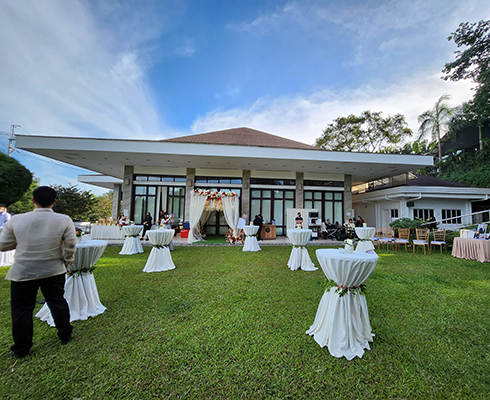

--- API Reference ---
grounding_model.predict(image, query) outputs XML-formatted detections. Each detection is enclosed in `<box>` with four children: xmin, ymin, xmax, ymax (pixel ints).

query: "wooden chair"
<box><xmin>395</xmin><ymin>228</ymin><xmax>410</xmax><ymax>252</ymax></box>
<box><xmin>372</xmin><ymin>227</ymin><xmax>382</xmax><ymax>248</ymax></box>
<box><xmin>413</xmin><ymin>228</ymin><xmax>430</xmax><ymax>255</ymax></box>
<box><xmin>431</xmin><ymin>230</ymin><xmax>447</xmax><ymax>253</ymax></box>
<box><xmin>379</xmin><ymin>228</ymin><xmax>394</xmax><ymax>250</ymax></box>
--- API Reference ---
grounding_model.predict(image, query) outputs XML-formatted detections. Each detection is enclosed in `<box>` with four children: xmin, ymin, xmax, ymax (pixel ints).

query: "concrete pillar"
<box><xmin>344</xmin><ymin>174</ymin><xmax>353</xmax><ymax>223</ymax></box>
<box><xmin>122</xmin><ymin>166</ymin><xmax>134</xmax><ymax>218</ymax></box>
<box><xmin>295</xmin><ymin>172</ymin><xmax>304</xmax><ymax>208</ymax></box>
<box><xmin>112</xmin><ymin>184</ymin><xmax>121</xmax><ymax>220</ymax></box>
<box><xmin>184</xmin><ymin>168</ymin><xmax>195</xmax><ymax>222</ymax></box>
<box><xmin>242</xmin><ymin>170</ymin><xmax>250</xmax><ymax>222</ymax></box>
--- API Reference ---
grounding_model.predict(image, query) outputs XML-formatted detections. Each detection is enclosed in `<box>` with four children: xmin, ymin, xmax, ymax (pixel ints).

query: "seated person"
<box><xmin>344</xmin><ymin>218</ymin><xmax>355</xmax><ymax>238</ymax></box>
<box><xmin>117</xmin><ymin>212</ymin><xmax>128</xmax><ymax>227</ymax></box>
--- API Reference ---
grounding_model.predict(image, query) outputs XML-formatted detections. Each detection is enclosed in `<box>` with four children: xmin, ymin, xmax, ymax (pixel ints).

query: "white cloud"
<box><xmin>0</xmin><ymin>0</ymin><xmax>170</xmax><ymax>140</ymax></box>
<box><xmin>191</xmin><ymin>70</ymin><xmax>475</xmax><ymax>145</ymax></box>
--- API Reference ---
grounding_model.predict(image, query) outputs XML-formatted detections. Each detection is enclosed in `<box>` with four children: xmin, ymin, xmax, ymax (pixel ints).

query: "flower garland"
<box><xmin>67</xmin><ymin>266</ymin><xmax>96</xmax><ymax>277</ymax></box>
<box><xmin>193</xmin><ymin>189</ymin><xmax>238</xmax><ymax>212</ymax></box>
<box><xmin>293</xmin><ymin>244</ymin><xmax>307</xmax><ymax>249</ymax></box>
<box><xmin>324</xmin><ymin>278</ymin><xmax>366</xmax><ymax>298</ymax></box>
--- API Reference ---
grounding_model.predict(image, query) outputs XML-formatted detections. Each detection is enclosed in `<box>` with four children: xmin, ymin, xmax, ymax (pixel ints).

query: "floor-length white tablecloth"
<box><xmin>91</xmin><ymin>225</ymin><xmax>125</xmax><ymax>240</ymax></box>
<box><xmin>355</xmin><ymin>227</ymin><xmax>376</xmax><ymax>254</ymax></box>
<box><xmin>286</xmin><ymin>229</ymin><xmax>317</xmax><ymax>271</ymax></box>
<box><xmin>0</xmin><ymin>227</ymin><xmax>15</xmax><ymax>267</ymax></box>
<box><xmin>143</xmin><ymin>230</ymin><xmax>176</xmax><ymax>272</ymax></box>
<box><xmin>306</xmin><ymin>249</ymin><xmax>378</xmax><ymax>360</ymax></box>
<box><xmin>36</xmin><ymin>240</ymin><xmax>108</xmax><ymax>326</ymax></box>
<box><xmin>119</xmin><ymin>225</ymin><xmax>144</xmax><ymax>255</ymax></box>
<box><xmin>243</xmin><ymin>225</ymin><xmax>261</xmax><ymax>252</ymax></box>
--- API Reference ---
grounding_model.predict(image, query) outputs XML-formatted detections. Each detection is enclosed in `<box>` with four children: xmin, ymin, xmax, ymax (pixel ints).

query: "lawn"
<box><xmin>1</xmin><ymin>246</ymin><xmax>489</xmax><ymax>399</ymax></box>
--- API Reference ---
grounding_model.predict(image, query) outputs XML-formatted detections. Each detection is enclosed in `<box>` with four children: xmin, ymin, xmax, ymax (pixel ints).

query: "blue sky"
<box><xmin>1</xmin><ymin>0</ymin><xmax>488</xmax><ymax>196</ymax></box>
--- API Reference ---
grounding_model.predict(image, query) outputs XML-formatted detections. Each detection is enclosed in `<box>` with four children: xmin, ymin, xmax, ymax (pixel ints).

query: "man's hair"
<box><xmin>33</xmin><ymin>186</ymin><xmax>57</xmax><ymax>207</ymax></box>
<box><xmin>0</xmin><ymin>203</ymin><xmax>6</xmax><ymax>208</ymax></box>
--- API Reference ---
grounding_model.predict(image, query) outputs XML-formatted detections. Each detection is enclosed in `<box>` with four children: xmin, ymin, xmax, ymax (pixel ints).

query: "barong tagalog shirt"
<box><xmin>0</xmin><ymin>208</ymin><xmax>77</xmax><ymax>282</ymax></box>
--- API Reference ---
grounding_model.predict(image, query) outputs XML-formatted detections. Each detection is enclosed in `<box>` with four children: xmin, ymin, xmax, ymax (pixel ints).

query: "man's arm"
<box><xmin>0</xmin><ymin>220</ymin><xmax>16</xmax><ymax>251</ymax></box>
<box><xmin>61</xmin><ymin>218</ymin><xmax>77</xmax><ymax>267</ymax></box>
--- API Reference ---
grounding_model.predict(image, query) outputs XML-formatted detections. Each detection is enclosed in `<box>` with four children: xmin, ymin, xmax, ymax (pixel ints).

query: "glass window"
<box><xmin>148</xmin><ymin>187</ymin><xmax>156</xmax><ymax>195</ymax></box>
<box><xmin>148</xmin><ymin>176</ymin><xmax>160</xmax><ymax>181</ymax></box>
<box><xmin>314</xmin><ymin>192</ymin><xmax>322</xmax><ymax>200</ymax></box>
<box><xmin>285</xmin><ymin>191</ymin><xmax>294</xmax><ymax>199</ymax></box>
<box><xmin>162</xmin><ymin>176</ymin><xmax>174</xmax><ymax>182</ymax></box>
<box><xmin>325</xmin><ymin>203</ymin><xmax>333</xmax><ymax>221</ymax></box>
<box><xmin>135</xmin><ymin>175</ymin><xmax>148</xmax><ymax>181</ymax></box>
<box><xmin>334</xmin><ymin>193</ymin><xmax>342</xmax><ymax>200</ymax></box>
<box><xmin>274</xmin><ymin>190</ymin><xmax>283</xmax><ymax>199</ymax></box>
<box><xmin>135</xmin><ymin>187</ymin><xmax>146</xmax><ymax>195</ymax></box>
<box><xmin>334</xmin><ymin>202</ymin><xmax>343</xmax><ymax>224</ymax></box>
<box><xmin>262</xmin><ymin>190</ymin><xmax>271</xmax><ymax>199</ymax></box>
<box><xmin>442</xmin><ymin>209</ymin><xmax>462</xmax><ymax>224</ymax></box>
<box><xmin>251</xmin><ymin>190</ymin><xmax>261</xmax><ymax>198</ymax></box>
<box><xmin>304</xmin><ymin>191</ymin><xmax>313</xmax><ymax>200</ymax></box>
<box><xmin>413</xmin><ymin>209</ymin><xmax>434</xmax><ymax>220</ymax></box>
<box><xmin>324</xmin><ymin>193</ymin><xmax>333</xmax><ymax>200</ymax></box>
<box><xmin>231</xmin><ymin>179</ymin><xmax>242</xmax><ymax>184</ymax></box>
<box><xmin>174</xmin><ymin>177</ymin><xmax>186</xmax><ymax>182</ymax></box>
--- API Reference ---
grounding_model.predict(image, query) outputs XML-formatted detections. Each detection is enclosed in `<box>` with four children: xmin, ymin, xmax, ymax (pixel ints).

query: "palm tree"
<box><xmin>417</xmin><ymin>94</ymin><xmax>454</xmax><ymax>161</ymax></box>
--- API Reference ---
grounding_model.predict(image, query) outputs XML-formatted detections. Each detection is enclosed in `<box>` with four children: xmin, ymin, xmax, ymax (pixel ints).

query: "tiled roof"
<box><xmin>163</xmin><ymin>127</ymin><xmax>320</xmax><ymax>150</ymax></box>
<box><xmin>407</xmin><ymin>174</ymin><xmax>470</xmax><ymax>187</ymax></box>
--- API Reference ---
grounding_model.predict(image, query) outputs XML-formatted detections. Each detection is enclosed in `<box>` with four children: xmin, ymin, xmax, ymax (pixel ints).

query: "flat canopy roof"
<box><xmin>15</xmin><ymin>134</ymin><xmax>433</xmax><ymax>187</ymax></box>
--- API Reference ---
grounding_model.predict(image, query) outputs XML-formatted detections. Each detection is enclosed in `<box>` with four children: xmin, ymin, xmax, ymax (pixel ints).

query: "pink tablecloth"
<box><xmin>452</xmin><ymin>237</ymin><xmax>490</xmax><ymax>263</ymax></box>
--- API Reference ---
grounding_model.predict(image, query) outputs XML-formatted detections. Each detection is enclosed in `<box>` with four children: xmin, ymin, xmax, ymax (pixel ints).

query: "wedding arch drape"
<box><xmin>221</xmin><ymin>196</ymin><xmax>239</xmax><ymax>235</ymax></box>
<box><xmin>187</xmin><ymin>190</ymin><xmax>240</xmax><ymax>244</ymax></box>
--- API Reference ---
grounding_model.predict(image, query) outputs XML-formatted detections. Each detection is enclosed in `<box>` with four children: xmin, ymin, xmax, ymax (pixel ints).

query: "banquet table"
<box><xmin>0</xmin><ymin>227</ymin><xmax>15</xmax><ymax>267</ymax></box>
<box><xmin>452</xmin><ymin>237</ymin><xmax>490</xmax><ymax>263</ymax></box>
<box><xmin>306</xmin><ymin>249</ymin><xmax>378</xmax><ymax>360</ymax></box>
<box><xmin>243</xmin><ymin>225</ymin><xmax>261</xmax><ymax>252</ymax></box>
<box><xmin>119</xmin><ymin>225</ymin><xmax>144</xmax><ymax>255</ymax></box>
<box><xmin>143</xmin><ymin>229</ymin><xmax>176</xmax><ymax>272</ymax></box>
<box><xmin>91</xmin><ymin>225</ymin><xmax>125</xmax><ymax>240</ymax></box>
<box><xmin>286</xmin><ymin>229</ymin><xmax>317</xmax><ymax>271</ymax></box>
<box><xmin>36</xmin><ymin>240</ymin><xmax>108</xmax><ymax>326</ymax></box>
<box><xmin>355</xmin><ymin>227</ymin><xmax>376</xmax><ymax>254</ymax></box>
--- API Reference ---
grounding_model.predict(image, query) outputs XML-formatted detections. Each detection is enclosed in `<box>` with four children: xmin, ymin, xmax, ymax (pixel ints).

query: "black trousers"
<box><xmin>10</xmin><ymin>273</ymin><xmax>73</xmax><ymax>356</ymax></box>
<box><xmin>142</xmin><ymin>224</ymin><xmax>151</xmax><ymax>238</ymax></box>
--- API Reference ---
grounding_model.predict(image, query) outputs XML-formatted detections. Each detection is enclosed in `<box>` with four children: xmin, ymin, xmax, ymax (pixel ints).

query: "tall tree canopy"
<box><xmin>443</xmin><ymin>20</ymin><xmax>490</xmax><ymax>148</ymax></box>
<box><xmin>417</xmin><ymin>94</ymin><xmax>454</xmax><ymax>161</ymax></box>
<box><xmin>0</xmin><ymin>152</ymin><xmax>33</xmax><ymax>206</ymax></box>
<box><xmin>315</xmin><ymin>111</ymin><xmax>412</xmax><ymax>152</ymax></box>
<box><xmin>52</xmin><ymin>184</ymin><xmax>97</xmax><ymax>221</ymax></box>
<box><xmin>8</xmin><ymin>177</ymin><xmax>40</xmax><ymax>214</ymax></box>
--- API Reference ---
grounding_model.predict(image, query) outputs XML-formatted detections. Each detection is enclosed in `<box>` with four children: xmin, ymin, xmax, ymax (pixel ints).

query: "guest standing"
<box><xmin>0</xmin><ymin>186</ymin><xmax>76</xmax><ymax>358</ymax></box>
<box><xmin>141</xmin><ymin>212</ymin><xmax>152</xmax><ymax>240</ymax></box>
<box><xmin>253</xmin><ymin>214</ymin><xmax>264</xmax><ymax>241</ymax></box>
<box><xmin>163</xmin><ymin>212</ymin><xmax>174</xmax><ymax>251</ymax></box>
<box><xmin>0</xmin><ymin>203</ymin><xmax>11</xmax><ymax>227</ymax></box>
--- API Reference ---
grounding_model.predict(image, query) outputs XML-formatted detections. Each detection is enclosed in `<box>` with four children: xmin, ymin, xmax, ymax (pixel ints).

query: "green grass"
<box><xmin>1</xmin><ymin>247</ymin><xmax>489</xmax><ymax>399</ymax></box>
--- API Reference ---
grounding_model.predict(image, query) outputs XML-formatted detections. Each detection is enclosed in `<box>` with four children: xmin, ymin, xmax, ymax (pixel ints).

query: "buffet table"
<box><xmin>306</xmin><ymin>249</ymin><xmax>378</xmax><ymax>360</ymax></box>
<box><xmin>0</xmin><ymin>227</ymin><xmax>15</xmax><ymax>267</ymax></box>
<box><xmin>243</xmin><ymin>225</ymin><xmax>261</xmax><ymax>252</ymax></box>
<box><xmin>36</xmin><ymin>240</ymin><xmax>108</xmax><ymax>326</ymax></box>
<box><xmin>286</xmin><ymin>229</ymin><xmax>317</xmax><ymax>271</ymax></box>
<box><xmin>119</xmin><ymin>225</ymin><xmax>144</xmax><ymax>255</ymax></box>
<box><xmin>143</xmin><ymin>230</ymin><xmax>176</xmax><ymax>272</ymax></box>
<box><xmin>452</xmin><ymin>237</ymin><xmax>490</xmax><ymax>263</ymax></box>
<box><xmin>355</xmin><ymin>227</ymin><xmax>376</xmax><ymax>254</ymax></box>
<box><xmin>90</xmin><ymin>225</ymin><xmax>125</xmax><ymax>240</ymax></box>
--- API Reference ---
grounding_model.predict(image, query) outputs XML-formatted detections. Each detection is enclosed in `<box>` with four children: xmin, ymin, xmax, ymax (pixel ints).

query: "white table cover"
<box><xmin>355</xmin><ymin>227</ymin><xmax>376</xmax><ymax>255</ymax></box>
<box><xmin>36</xmin><ymin>240</ymin><xmax>108</xmax><ymax>326</ymax></box>
<box><xmin>0</xmin><ymin>227</ymin><xmax>15</xmax><ymax>267</ymax></box>
<box><xmin>243</xmin><ymin>225</ymin><xmax>261</xmax><ymax>252</ymax></box>
<box><xmin>119</xmin><ymin>225</ymin><xmax>144</xmax><ymax>255</ymax></box>
<box><xmin>143</xmin><ymin>230</ymin><xmax>176</xmax><ymax>272</ymax></box>
<box><xmin>286</xmin><ymin>229</ymin><xmax>317</xmax><ymax>271</ymax></box>
<box><xmin>91</xmin><ymin>225</ymin><xmax>125</xmax><ymax>240</ymax></box>
<box><xmin>306</xmin><ymin>249</ymin><xmax>378</xmax><ymax>360</ymax></box>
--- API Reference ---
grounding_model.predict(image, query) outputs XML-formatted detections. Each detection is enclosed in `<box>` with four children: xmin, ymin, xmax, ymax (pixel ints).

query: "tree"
<box><xmin>0</xmin><ymin>152</ymin><xmax>33</xmax><ymax>206</ymax></box>
<box><xmin>51</xmin><ymin>185</ymin><xmax>97</xmax><ymax>221</ymax></box>
<box><xmin>315</xmin><ymin>111</ymin><xmax>412</xmax><ymax>152</ymax></box>
<box><xmin>443</xmin><ymin>20</ymin><xmax>490</xmax><ymax>149</ymax></box>
<box><xmin>91</xmin><ymin>192</ymin><xmax>113</xmax><ymax>220</ymax></box>
<box><xmin>417</xmin><ymin>94</ymin><xmax>454</xmax><ymax>161</ymax></box>
<box><xmin>8</xmin><ymin>177</ymin><xmax>40</xmax><ymax>214</ymax></box>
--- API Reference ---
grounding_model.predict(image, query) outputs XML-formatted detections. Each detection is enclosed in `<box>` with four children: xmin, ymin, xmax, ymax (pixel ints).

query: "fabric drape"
<box><xmin>187</xmin><ymin>194</ymin><xmax>207</xmax><ymax>244</ymax></box>
<box><xmin>221</xmin><ymin>196</ymin><xmax>240</xmax><ymax>235</ymax></box>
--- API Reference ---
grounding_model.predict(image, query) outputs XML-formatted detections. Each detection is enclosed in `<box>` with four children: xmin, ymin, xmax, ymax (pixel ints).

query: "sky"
<box><xmin>1</xmin><ymin>0</ymin><xmax>489</xmax><ymax>196</ymax></box>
